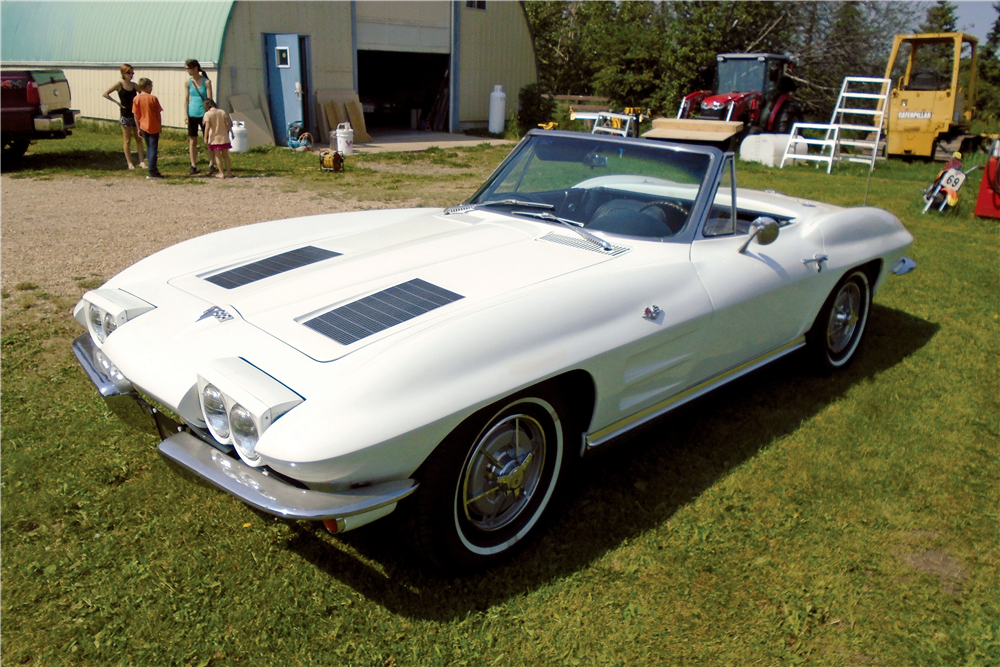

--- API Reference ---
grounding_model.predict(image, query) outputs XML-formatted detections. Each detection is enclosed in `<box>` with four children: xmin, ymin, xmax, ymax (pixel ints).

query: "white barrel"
<box><xmin>335</xmin><ymin>122</ymin><xmax>354</xmax><ymax>155</ymax></box>
<box><xmin>488</xmin><ymin>85</ymin><xmax>506</xmax><ymax>134</ymax></box>
<box><xmin>230</xmin><ymin>122</ymin><xmax>248</xmax><ymax>153</ymax></box>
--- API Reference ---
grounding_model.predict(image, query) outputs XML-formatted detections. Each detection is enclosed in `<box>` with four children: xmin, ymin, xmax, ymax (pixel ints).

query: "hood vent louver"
<box><xmin>205</xmin><ymin>246</ymin><xmax>341</xmax><ymax>289</ymax></box>
<box><xmin>538</xmin><ymin>232</ymin><xmax>630</xmax><ymax>256</ymax></box>
<box><xmin>303</xmin><ymin>278</ymin><xmax>464</xmax><ymax>345</ymax></box>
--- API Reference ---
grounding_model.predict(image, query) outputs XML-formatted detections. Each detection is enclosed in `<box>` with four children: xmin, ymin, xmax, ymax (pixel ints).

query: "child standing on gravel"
<box><xmin>202</xmin><ymin>98</ymin><xmax>234</xmax><ymax>178</ymax></box>
<box><xmin>132</xmin><ymin>78</ymin><xmax>164</xmax><ymax>179</ymax></box>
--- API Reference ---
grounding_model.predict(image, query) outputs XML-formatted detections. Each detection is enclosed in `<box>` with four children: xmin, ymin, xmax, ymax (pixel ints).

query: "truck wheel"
<box><xmin>2</xmin><ymin>137</ymin><xmax>29</xmax><ymax>162</ymax></box>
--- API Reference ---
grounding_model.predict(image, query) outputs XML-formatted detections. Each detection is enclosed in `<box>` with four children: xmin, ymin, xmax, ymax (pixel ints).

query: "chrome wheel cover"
<box><xmin>461</xmin><ymin>413</ymin><xmax>547</xmax><ymax>532</ymax></box>
<box><xmin>827</xmin><ymin>282</ymin><xmax>862</xmax><ymax>354</ymax></box>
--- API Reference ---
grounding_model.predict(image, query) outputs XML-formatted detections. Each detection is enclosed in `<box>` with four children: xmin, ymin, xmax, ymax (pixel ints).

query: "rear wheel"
<box><xmin>407</xmin><ymin>389</ymin><xmax>572</xmax><ymax>572</ymax></box>
<box><xmin>2</xmin><ymin>136</ymin><xmax>29</xmax><ymax>162</ymax></box>
<box><xmin>807</xmin><ymin>269</ymin><xmax>871</xmax><ymax>372</ymax></box>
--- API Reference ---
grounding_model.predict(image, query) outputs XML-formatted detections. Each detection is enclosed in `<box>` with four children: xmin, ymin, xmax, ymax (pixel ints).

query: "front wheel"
<box><xmin>406</xmin><ymin>389</ymin><xmax>572</xmax><ymax>572</ymax></box>
<box><xmin>807</xmin><ymin>268</ymin><xmax>871</xmax><ymax>372</ymax></box>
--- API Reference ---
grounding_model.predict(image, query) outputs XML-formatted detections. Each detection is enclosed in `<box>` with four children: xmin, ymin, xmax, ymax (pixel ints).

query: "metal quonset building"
<box><xmin>1</xmin><ymin>1</ymin><xmax>537</xmax><ymax>143</ymax></box>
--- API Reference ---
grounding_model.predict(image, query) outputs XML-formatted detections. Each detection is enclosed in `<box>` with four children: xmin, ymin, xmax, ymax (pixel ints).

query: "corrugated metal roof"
<box><xmin>1</xmin><ymin>1</ymin><xmax>235</xmax><ymax>66</ymax></box>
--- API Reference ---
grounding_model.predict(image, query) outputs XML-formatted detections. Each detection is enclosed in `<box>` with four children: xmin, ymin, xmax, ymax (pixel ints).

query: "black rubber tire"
<box><xmin>2</xmin><ymin>137</ymin><xmax>29</xmax><ymax>163</ymax></box>
<box><xmin>806</xmin><ymin>268</ymin><xmax>872</xmax><ymax>373</ymax></box>
<box><xmin>406</xmin><ymin>387</ymin><xmax>573</xmax><ymax>572</ymax></box>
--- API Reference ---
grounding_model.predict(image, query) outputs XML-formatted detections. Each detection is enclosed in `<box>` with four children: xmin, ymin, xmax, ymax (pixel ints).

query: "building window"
<box><xmin>466</xmin><ymin>1</ymin><xmax>486</xmax><ymax>10</ymax></box>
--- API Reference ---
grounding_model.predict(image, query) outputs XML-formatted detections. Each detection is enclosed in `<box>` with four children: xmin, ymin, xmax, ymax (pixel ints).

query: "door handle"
<box><xmin>294</xmin><ymin>82</ymin><xmax>302</xmax><ymax>100</ymax></box>
<box><xmin>802</xmin><ymin>254</ymin><xmax>829</xmax><ymax>272</ymax></box>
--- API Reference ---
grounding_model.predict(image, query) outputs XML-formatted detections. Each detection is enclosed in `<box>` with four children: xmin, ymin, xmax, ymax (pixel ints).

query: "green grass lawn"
<box><xmin>2</xmin><ymin>126</ymin><xmax>998</xmax><ymax>666</ymax></box>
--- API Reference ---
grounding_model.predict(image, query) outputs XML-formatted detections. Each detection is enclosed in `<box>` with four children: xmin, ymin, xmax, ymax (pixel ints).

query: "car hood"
<box><xmin>160</xmin><ymin>208</ymin><xmax>628</xmax><ymax>362</ymax></box>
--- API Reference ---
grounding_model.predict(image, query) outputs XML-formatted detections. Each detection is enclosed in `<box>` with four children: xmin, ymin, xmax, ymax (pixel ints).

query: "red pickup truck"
<box><xmin>2</xmin><ymin>69</ymin><xmax>77</xmax><ymax>162</ymax></box>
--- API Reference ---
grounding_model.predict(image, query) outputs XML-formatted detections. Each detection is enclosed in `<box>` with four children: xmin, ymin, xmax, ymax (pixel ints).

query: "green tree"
<box><xmin>920</xmin><ymin>0</ymin><xmax>958</xmax><ymax>32</ymax></box>
<box><xmin>585</xmin><ymin>1</ymin><xmax>668</xmax><ymax>108</ymax></box>
<box><xmin>523</xmin><ymin>1</ymin><xmax>597</xmax><ymax>95</ymax></box>
<box><xmin>976</xmin><ymin>3</ymin><xmax>1000</xmax><ymax>123</ymax></box>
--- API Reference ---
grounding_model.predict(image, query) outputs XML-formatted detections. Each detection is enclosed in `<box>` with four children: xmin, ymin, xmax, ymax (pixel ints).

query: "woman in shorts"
<box><xmin>184</xmin><ymin>59</ymin><xmax>214</xmax><ymax>175</ymax></box>
<box><xmin>102</xmin><ymin>64</ymin><xmax>146</xmax><ymax>170</ymax></box>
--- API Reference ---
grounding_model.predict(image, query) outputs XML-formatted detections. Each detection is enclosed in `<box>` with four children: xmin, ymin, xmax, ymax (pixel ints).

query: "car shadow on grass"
<box><xmin>279</xmin><ymin>303</ymin><xmax>939</xmax><ymax>620</ymax></box>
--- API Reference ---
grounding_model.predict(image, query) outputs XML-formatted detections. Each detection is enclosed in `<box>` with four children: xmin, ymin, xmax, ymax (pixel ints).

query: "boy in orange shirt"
<box><xmin>132</xmin><ymin>78</ymin><xmax>164</xmax><ymax>179</ymax></box>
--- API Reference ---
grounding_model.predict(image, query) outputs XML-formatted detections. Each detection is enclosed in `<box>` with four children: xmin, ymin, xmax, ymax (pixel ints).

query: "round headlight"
<box><xmin>88</xmin><ymin>304</ymin><xmax>105</xmax><ymax>343</ymax></box>
<box><xmin>230</xmin><ymin>404</ymin><xmax>259</xmax><ymax>459</ymax></box>
<box><xmin>202</xmin><ymin>384</ymin><xmax>230</xmax><ymax>438</ymax></box>
<box><xmin>102</xmin><ymin>311</ymin><xmax>118</xmax><ymax>338</ymax></box>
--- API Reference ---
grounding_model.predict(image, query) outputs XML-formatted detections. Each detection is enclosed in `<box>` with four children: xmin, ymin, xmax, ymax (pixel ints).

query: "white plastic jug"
<box><xmin>335</xmin><ymin>122</ymin><xmax>354</xmax><ymax>155</ymax></box>
<box><xmin>489</xmin><ymin>85</ymin><xmax>506</xmax><ymax>135</ymax></box>
<box><xmin>230</xmin><ymin>121</ymin><xmax>248</xmax><ymax>153</ymax></box>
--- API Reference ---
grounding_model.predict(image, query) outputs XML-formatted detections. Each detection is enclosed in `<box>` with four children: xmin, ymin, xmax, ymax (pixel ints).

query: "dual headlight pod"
<box><xmin>75</xmin><ymin>289</ymin><xmax>155</xmax><ymax>347</ymax></box>
<box><xmin>196</xmin><ymin>359</ymin><xmax>303</xmax><ymax>466</ymax></box>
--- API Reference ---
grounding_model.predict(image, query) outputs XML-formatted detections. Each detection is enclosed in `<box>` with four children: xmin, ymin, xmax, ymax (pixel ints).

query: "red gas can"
<box><xmin>974</xmin><ymin>141</ymin><xmax>1000</xmax><ymax>219</ymax></box>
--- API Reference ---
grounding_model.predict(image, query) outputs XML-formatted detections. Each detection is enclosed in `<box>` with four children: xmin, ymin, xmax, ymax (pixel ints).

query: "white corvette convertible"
<box><xmin>73</xmin><ymin>130</ymin><xmax>915</xmax><ymax>570</ymax></box>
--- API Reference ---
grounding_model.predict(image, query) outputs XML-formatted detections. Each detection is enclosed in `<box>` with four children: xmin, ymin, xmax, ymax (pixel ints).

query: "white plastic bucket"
<box><xmin>488</xmin><ymin>85</ymin><xmax>506</xmax><ymax>134</ymax></box>
<box><xmin>335</xmin><ymin>122</ymin><xmax>354</xmax><ymax>155</ymax></box>
<box><xmin>231</xmin><ymin>122</ymin><xmax>248</xmax><ymax>153</ymax></box>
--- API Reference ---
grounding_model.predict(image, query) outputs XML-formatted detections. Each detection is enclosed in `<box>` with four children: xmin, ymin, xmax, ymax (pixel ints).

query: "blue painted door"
<box><xmin>265</xmin><ymin>34</ymin><xmax>303</xmax><ymax>146</ymax></box>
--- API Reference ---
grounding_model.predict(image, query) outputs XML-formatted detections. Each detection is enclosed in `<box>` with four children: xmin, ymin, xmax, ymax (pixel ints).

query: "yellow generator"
<box><xmin>885</xmin><ymin>32</ymin><xmax>979</xmax><ymax>159</ymax></box>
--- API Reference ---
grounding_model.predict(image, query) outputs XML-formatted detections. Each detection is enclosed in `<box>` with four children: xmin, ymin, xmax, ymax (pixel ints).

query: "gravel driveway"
<box><xmin>1</xmin><ymin>176</ymin><xmax>367</xmax><ymax>304</ymax></box>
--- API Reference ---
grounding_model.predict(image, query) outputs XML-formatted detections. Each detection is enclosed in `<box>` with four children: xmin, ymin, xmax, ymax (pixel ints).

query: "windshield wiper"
<box><xmin>511</xmin><ymin>210</ymin><xmax>614</xmax><ymax>253</ymax></box>
<box><xmin>475</xmin><ymin>199</ymin><xmax>556</xmax><ymax>210</ymax></box>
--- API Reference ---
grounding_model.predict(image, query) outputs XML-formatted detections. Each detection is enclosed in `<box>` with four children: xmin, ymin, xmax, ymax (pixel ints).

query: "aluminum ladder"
<box><xmin>780</xmin><ymin>77</ymin><xmax>891</xmax><ymax>173</ymax></box>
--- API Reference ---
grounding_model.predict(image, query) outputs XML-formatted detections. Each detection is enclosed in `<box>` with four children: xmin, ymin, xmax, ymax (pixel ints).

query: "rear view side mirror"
<box><xmin>738</xmin><ymin>217</ymin><xmax>779</xmax><ymax>254</ymax></box>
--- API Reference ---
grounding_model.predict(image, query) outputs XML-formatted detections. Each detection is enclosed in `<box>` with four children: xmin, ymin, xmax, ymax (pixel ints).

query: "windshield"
<box><xmin>467</xmin><ymin>134</ymin><xmax>713</xmax><ymax>239</ymax></box>
<box><xmin>716</xmin><ymin>58</ymin><xmax>768</xmax><ymax>94</ymax></box>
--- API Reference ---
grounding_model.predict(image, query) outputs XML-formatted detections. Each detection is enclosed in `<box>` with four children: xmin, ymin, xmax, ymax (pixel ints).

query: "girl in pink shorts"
<box><xmin>202</xmin><ymin>98</ymin><xmax>234</xmax><ymax>178</ymax></box>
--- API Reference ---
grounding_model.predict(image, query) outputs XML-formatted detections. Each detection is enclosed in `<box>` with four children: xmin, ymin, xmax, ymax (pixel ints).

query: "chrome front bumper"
<box><xmin>159</xmin><ymin>433</ymin><xmax>417</xmax><ymax>522</ymax></box>
<box><xmin>72</xmin><ymin>333</ymin><xmax>418</xmax><ymax>525</ymax></box>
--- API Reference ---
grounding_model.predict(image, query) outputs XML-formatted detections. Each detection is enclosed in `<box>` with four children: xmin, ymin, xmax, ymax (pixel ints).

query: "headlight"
<box><xmin>74</xmin><ymin>289</ymin><xmax>155</xmax><ymax>347</ymax></box>
<box><xmin>196</xmin><ymin>359</ymin><xmax>303</xmax><ymax>466</ymax></box>
<box><xmin>230</xmin><ymin>404</ymin><xmax>259</xmax><ymax>459</ymax></box>
<box><xmin>202</xmin><ymin>384</ymin><xmax>230</xmax><ymax>438</ymax></box>
<box><xmin>102</xmin><ymin>311</ymin><xmax>118</xmax><ymax>338</ymax></box>
<box><xmin>88</xmin><ymin>304</ymin><xmax>105</xmax><ymax>343</ymax></box>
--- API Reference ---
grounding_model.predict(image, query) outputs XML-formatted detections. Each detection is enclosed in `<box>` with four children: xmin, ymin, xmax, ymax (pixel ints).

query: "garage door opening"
<box><xmin>357</xmin><ymin>50</ymin><xmax>450</xmax><ymax>130</ymax></box>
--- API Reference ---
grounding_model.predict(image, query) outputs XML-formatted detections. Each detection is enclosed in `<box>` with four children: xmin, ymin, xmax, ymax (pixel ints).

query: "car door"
<box><xmin>689</xmin><ymin>156</ymin><xmax>827</xmax><ymax>379</ymax></box>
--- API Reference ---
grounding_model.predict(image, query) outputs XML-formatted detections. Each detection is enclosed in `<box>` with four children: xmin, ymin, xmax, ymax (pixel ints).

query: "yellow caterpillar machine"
<box><xmin>885</xmin><ymin>32</ymin><xmax>979</xmax><ymax>159</ymax></box>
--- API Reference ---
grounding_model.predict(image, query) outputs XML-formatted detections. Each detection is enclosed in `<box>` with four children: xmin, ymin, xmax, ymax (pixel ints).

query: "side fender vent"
<box><xmin>205</xmin><ymin>246</ymin><xmax>341</xmax><ymax>289</ymax></box>
<box><xmin>303</xmin><ymin>279</ymin><xmax>464</xmax><ymax>345</ymax></box>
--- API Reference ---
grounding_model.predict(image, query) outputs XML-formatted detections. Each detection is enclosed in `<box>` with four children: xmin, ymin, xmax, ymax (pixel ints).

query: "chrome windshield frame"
<box><xmin>463</xmin><ymin>130</ymin><xmax>724</xmax><ymax>244</ymax></box>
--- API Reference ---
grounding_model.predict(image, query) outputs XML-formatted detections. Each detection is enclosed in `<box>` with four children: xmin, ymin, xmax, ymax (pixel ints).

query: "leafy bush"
<box><xmin>517</xmin><ymin>83</ymin><xmax>557</xmax><ymax>135</ymax></box>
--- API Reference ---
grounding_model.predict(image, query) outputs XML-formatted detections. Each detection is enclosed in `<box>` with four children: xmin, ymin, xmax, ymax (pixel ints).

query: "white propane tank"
<box><xmin>335</xmin><ymin>122</ymin><xmax>354</xmax><ymax>155</ymax></box>
<box><xmin>488</xmin><ymin>85</ymin><xmax>506</xmax><ymax>134</ymax></box>
<box><xmin>230</xmin><ymin>121</ymin><xmax>248</xmax><ymax>153</ymax></box>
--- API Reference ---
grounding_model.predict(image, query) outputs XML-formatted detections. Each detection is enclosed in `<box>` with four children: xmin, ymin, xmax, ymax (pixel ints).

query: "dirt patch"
<box><xmin>899</xmin><ymin>549</ymin><xmax>966</xmax><ymax>588</ymax></box>
<box><xmin>0</xmin><ymin>176</ymin><xmax>379</xmax><ymax>310</ymax></box>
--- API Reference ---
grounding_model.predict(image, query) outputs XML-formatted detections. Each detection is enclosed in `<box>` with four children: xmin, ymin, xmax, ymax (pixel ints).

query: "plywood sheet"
<box><xmin>231</xmin><ymin>110</ymin><xmax>274</xmax><ymax>148</ymax></box>
<box><xmin>315</xmin><ymin>89</ymin><xmax>360</xmax><ymax>138</ymax></box>
<box><xmin>229</xmin><ymin>94</ymin><xmax>256</xmax><ymax>113</ymax></box>
<box><xmin>345</xmin><ymin>100</ymin><xmax>372</xmax><ymax>143</ymax></box>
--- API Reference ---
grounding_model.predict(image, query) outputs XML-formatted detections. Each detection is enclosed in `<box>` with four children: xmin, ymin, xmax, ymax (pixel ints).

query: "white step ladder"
<box><xmin>591</xmin><ymin>111</ymin><xmax>635</xmax><ymax>137</ymax></box>
<box><xmin>780</xmin><ymin>77</ymin><xmax>891</xmax><ymax>173</ymax></box>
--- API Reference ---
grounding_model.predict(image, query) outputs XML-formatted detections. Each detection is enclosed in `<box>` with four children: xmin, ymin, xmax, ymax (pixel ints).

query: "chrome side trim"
<box><xmin>584</xmin><ymin>337</ymin><xmax>806</xmax><ymax>451</ymax></box>
<box><xmin>891</xmin><ymin>256</ymin><xmax>917</xmax><ymax>276</ymax></box>
<box><xmin>158</xmin><ymin>432</ymin><xmax>418</xmax><ymax>521</ymax></box>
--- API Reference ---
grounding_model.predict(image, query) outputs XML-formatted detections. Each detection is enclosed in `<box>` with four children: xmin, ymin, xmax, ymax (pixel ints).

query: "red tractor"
<box><xmin>645</xmin><ymin>52</ymin><xmax>799</xmax><ymax>149</ymax></box>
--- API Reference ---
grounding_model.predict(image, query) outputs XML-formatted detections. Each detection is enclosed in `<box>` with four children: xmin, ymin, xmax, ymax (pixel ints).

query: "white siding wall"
<box><xmin>64</xmin><ymin>67</ymin><xmax>218</xmax><ymax>130</ymax></box>
<box><xmin>458</xmin><ymin>2</ymin><xmax>537</xmax><ymax>126</ymax></box>
<box><xmin>355</xmin><ymin>1</ymin><xmax>451</xmax><ymax>54</ymax></box>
